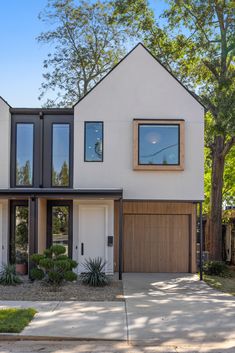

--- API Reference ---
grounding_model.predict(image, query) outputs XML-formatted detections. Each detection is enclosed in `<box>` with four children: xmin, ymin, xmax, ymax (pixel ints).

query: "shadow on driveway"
<box><xmin>123</xmin><ymin>273</ymin><xmax>235</xmax><ymax>347</ymax></box>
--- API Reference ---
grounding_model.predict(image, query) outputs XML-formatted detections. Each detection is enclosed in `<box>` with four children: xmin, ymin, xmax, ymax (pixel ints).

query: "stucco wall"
<box><xmin>0</xmin><ymin>98</ymin><xmax>10</xmax><ymax>188</ymax></box>
<box><xmin>74</xmin><ymin>45</ymin><xmax>204</xmax><ymax>200</ymax></box>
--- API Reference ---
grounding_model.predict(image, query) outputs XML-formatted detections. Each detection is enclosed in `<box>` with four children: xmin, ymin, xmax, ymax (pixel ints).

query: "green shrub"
<box><xmin>203</xmin><ymin>261</ymin><xmax>230</xmax><ymax>277</ymax></box>
<box><xmin>30</xmin><ymin>254</ymin><xmax>44</xmax><ymax>265</ymax></box>
<box><xmin>50</xmin><ymin>244</ymin><xmax>66</xmax><ymax>256</ymax></box>
<box><xmin>80</xmin><ymin>257</ymin><xmax>109</xmax><ymax>287</ymax></box>
<box><xmin>30</xmin><ymin>268</ymin><xmax>44</xmax><ymax>281</ymax></box>
<box><xmin>30</xmin><ymin>245</ymin><xmax>78</xmax><ymax>288</ymax></box>
<box><xmin>0</xmin><ymin>264</ymin><xmax>22</xmax><ymax>285</ymax></box>
<box><xmin>64</xmin><ymin>271</ymin><xmax>77</xmax><ymax>282</ymax></box>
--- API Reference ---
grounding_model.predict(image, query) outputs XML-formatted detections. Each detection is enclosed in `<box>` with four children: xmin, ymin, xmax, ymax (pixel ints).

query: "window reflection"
<box><xmin>52</xmin><ymin>124</ymin><xmax>70</xmax><ymax>186</ymax></box>
<box><xmin>52</xmin><ymin>206</ymin><xmax>69</xmax><ymax>255</ymax></box>
<box><xmin>16</xmin><ymin>124</ymin><xmax>34</xmax><ymax>186</ymax></box>
<box><xmin>139</xmin><ymin>124</ymin><xmax>179</xmax><ymax>165</ymax></box>
<box><xmin>85</xmin><ymin>122</ymin><xmax>103</xmax><ymax>161</ymax></box>
<box><xmin>15</xmin><ymin>206</ymin><xmax>29</xmax><ymax>265</ymax></box>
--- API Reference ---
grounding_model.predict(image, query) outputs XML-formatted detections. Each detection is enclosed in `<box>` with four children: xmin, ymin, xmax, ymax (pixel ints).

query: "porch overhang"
<box><xmin>0</xmin><ymin>188</ymin><xmax>123</xmax><ymax>200</ymax></box>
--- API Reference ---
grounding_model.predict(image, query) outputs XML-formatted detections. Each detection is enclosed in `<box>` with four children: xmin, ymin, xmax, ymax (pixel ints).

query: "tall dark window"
<box><xmin>84</xmin><ymin>122</ymin><xmax>103</xmax><ymax>162</ymax></box>
<box><xmin>10</xmin><ymin>201</ymin><xmax>29</xmax><ymax>268</ymax></box>
<box><xmin>16</xmin><ymin>124</ymin><xmax>34</xmax><ymax>186</ymax></box>
<box><xmin>52</xmin><ymin>124</ymin><xmax>70</xmax><ymax>186</ymax></box>
<box><xmin>47</xmin><ymin>200</ymin><xmax>73</xmax><ymax>257</ymax></box>
<box><xmin>11</xmin><ymin>112</ymin><xmax>73</xmax><ymax>188</ymax></box>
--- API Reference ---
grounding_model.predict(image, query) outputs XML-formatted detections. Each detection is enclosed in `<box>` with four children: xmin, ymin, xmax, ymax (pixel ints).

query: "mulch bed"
<box><xmin>0</xmin><ymin>277</ymin><xmax>124</xmax><ymax>301</ymax></box>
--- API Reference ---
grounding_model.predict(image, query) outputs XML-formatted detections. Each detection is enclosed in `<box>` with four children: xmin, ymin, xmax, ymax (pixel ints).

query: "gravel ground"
<box><xmin>0</xmin><ymin>277</ymin><xmax>123</xmax><ymax>301</ymax></box>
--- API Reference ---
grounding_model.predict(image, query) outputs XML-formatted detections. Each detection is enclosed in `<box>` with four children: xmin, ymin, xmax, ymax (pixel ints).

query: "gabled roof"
<box><xmin>0</xmin><ymin>96</ymin><xmax>11</xmax><ymax>108</ymax></box>
<box><xmin>73</xmin><ymin>42</ymin><xmax>205</xmax><ymax>110</ymax></box>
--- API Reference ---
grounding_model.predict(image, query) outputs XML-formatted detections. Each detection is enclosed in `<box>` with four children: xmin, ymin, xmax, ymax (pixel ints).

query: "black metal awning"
<box><xmin>0</xmin><ymin>188</ymin><xmax>123</xmax><ymax>199</ymax></box>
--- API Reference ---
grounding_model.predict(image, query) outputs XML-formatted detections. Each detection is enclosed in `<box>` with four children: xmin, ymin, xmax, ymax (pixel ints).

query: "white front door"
<box><xmin>78</xmin><ymin>205</ymin><xmax>108</xmax><ymax>273</ymax></box>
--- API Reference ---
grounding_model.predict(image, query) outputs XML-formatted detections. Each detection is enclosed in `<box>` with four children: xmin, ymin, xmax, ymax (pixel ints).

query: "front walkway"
<box><xmin>0</xmin><ymin>301</ymin><xmax>127</xmax><ymax>340</ymax></box>
<box><xmin>123</xmin><ymin>273</ymin><xmax>235</xmax><ymax>346</ymax></box>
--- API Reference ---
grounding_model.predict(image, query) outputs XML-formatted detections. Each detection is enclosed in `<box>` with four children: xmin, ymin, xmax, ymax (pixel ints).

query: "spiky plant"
<box><xmin>80</xmin><ymin>257</ymin><xmax>109</xmax><ymax>287</ymax></box>
<box><xmin>0</xmin><ymin>264</ymin><xmax>22</xmax><ymax>285</ymax></box>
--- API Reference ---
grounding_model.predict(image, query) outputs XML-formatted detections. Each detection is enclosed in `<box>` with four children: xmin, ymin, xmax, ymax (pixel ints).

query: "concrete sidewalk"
<box><xmin>0</xmin><ymin>301</ymin><xmax>127</xmax><ymax>340</ymax></box>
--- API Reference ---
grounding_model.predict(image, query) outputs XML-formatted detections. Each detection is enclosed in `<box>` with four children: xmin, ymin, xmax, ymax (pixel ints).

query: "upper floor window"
<box><xmin>84</xmin><ymin>122</ymin><xmax>103</xmax><ymax>162</ymax></box>
<box><xmin>16</xmin><ymin>123</ymin><xmax>34</xmax><ymax>186</ymax></box>
<box><xmin>11</xmin><ymin>113</ymin><xmax>73</xmax><ymax>188</ymax></box>
<box><xmin>133</xmin><ymin>119</ymin><xmax>184</xmax><ymax>171</ymax></box>
<box><xmin>52</xmin><ymin>124</ymin><xmax>70</xmax><ymax>186</ymax></box>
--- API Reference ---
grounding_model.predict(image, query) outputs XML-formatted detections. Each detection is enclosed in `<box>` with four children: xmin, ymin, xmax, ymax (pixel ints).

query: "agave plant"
<box><xmin>0</xmin><ymin>264</ymin><xmax>22</xmax><ymax>285</ymax></box>
<box><xmin>80</xmin><ymin>257</ymin><xmax>109</xmax><ymax>287</ymax></box>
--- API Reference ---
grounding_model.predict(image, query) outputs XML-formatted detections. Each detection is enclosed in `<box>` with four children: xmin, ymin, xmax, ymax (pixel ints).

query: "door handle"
<box><xmin>81</xmin><ymin>243</ymin><xmax>84</xmax><ymax>255</ymax></box>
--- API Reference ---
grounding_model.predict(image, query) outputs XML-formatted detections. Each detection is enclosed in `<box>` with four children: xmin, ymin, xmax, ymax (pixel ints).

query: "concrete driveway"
<box><xmin>123</xmin><ymin>273</ymin><xmax>235</xmax><ymax>347</ymax></box>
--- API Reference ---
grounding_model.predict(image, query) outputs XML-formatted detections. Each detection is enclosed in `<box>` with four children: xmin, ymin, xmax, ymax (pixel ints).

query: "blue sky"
<box><xmin>0</xmin><ymin>0</ymin><xmax>167</xmax><ymax>107</ymax></box>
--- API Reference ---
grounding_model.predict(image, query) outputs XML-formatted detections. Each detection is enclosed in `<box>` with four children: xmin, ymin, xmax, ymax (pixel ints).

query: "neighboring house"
<box><xmin>0</xmin><ymin>43</ymin><xmax>204</xmax><ymax>277</ymax></box>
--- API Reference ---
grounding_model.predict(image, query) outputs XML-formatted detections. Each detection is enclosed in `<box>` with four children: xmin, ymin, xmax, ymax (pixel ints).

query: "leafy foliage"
<box><xmin>80</xmin><ymin>257</ymin><xmax>109</xmax><ymax>287</ymax></box>
<box><xmin>0</xmin><ymin>264</ymin><xmax>22</xmax><ymax>286</ymax></box>
<box><xmin>38</xmin><ymin>0</ymin><xmax>135</xmax><ymax>107</ymax></box>
<box><xmin>30</xmin><ymin>245</ymin><xmax>78</xmax><ymax>288</ymax></box>
<box><xmin>203</xmin><ymin>260</ymin><xmax>231</xmax><ymax>277</ymax></box>
<box><xmin>30</xmin><ymin>268</ymin><xmax>45</xmax><ymax>281</ymax></box>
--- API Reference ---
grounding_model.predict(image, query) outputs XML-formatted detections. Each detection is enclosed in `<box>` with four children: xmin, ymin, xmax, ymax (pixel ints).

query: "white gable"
<box><xmin>74</xmin><ymin>44</ymin><xmax>204</xmax><ymax>117</ymax></box>
<box><xmin>74</xmin><ymin>44</ymin><xmax>204</xmax><ymax>200</ymax></box>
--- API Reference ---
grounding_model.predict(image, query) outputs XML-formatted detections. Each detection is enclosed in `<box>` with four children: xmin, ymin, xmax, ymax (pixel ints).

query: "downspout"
<box><xmin>118</xmin><ymin>197</ymin><xmax>123</xmax><ymax>280</ymax></box>
<box><xmin>199</xmin><ymin>201</ymin><xmax>203</xmax><ymax>281</ymax></box>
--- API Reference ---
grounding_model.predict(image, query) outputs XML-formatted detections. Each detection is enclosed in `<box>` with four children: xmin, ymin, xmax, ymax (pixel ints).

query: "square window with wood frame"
<box><xmin>133</xmin><ymin>120</ymin><xmax>185</xmax><ymax>170</ymax></box>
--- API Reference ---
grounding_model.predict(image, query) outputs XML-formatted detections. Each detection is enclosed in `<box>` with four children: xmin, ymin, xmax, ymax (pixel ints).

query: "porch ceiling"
<box><xmin>0</xmin><ymin>188</ymin><xmax>123</xmax><ymax>200</ymax></box>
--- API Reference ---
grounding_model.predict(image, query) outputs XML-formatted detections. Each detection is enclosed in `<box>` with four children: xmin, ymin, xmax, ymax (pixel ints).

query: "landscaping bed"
<box><xmin>0</xmin><ymin>276</ymin><xmax>124</xmax><ymax>301</ymax></box>
<box><xmin>203</xmin><ymin>268</ymin><xmax>235</xmax><ymax>296</ymax></box>
<box><xmin>0</xmin><ymin>308</ymin><xmax>36</xmax><ymax>333</ymax></box>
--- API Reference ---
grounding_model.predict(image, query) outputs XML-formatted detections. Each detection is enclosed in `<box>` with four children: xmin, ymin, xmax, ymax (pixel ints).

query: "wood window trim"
<box><xmin>133</xmin><ymin>119</ymin><xmax>185</xmax><ymax>171</ymax></box>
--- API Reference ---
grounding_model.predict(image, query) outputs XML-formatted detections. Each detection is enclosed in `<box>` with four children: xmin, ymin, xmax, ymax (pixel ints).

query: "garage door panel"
<box><xmin>124</xmin><ymin>214</ymin><xmax>189</xmax><ymax>272</ymax></box>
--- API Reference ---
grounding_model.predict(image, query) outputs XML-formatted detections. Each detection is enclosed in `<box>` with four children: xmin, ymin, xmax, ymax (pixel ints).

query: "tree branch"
<box><xmin>222</xmin><ymin>136</ymin><xmax>235</xmax><ymax>157</ymax></box>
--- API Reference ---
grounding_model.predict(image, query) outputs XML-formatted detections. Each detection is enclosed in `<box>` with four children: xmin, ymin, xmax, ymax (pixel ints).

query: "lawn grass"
<box><xmin>203</xmin><ymin>270</ymin><xmax>235</xmax><ymax>296</ymax></box>
<box><xmin>0</xmin><ymin>308</ymin><xmax>37</xmax><ymax>333</ymax></box>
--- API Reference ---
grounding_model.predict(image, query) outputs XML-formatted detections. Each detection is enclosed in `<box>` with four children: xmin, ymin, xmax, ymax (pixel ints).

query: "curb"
<box><xmin>0</xmin><ymin>334</ymin><xmax>127</xmax><ymax>342</ymax></box>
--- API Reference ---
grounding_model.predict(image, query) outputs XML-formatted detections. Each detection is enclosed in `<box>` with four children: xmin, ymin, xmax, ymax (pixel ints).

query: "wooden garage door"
<box><xmin>123</xmin><ymin>214</ymin><xmax>190</xmax><ymax>272</ymax></box>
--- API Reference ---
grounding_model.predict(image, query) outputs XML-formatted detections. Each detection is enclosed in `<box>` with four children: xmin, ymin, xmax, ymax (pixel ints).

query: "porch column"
<box><xmin>28</xmin><ymin>196</ymin><xmax>38</xmax><ymax>275</ymax></box>
<box><xmin>118</xmin><ymin>198</ymin><xmax>123</xmax><ymax>280</ymax></box>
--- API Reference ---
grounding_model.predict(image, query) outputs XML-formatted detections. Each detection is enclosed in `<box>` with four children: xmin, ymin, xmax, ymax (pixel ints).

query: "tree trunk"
<box><xmin>207</xmin><ymin>136</ymin><xmax>225</xmax><ymax>260</ymax></box>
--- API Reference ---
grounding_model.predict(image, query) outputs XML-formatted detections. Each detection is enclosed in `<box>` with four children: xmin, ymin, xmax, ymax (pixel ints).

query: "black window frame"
<box><xmin>84</xmin><ymin>121</ymin><xmax>104</xmax><ymax>162</ymax></box>
<box><xmin>46</xmin><ymin>200</ymin><xmax>73</xmax><ymax>258</ymax></box>
<box><xmin>138</xmin><ymin>123</ymin><xmax>181</xmax><ymax>166</ymax></box>
<box><xmin>43</xmin><ymin>115</ymin><xmax>73</xmax><ymax>188</ymax></box>
<box><xmin>48</xmin><ymin>120</ymin><xmax>73</xmax><ymax>188</ymax></box>
<box><xmin>11</xmin><ymin>115</ymin><xmax>40</xmax><ymax>188</ymax></box>
<box><xmin>9</xmin><ymin>200</ymin><xmax>29</xmax><ymax>264</ymax></box>
<box><xmin>11</xmin><ymin>113</ymin><xmax>73</xmax><ymax>188</ymax></box>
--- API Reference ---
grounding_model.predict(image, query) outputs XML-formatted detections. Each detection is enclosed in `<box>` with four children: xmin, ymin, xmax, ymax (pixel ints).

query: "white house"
<box><xmin>0</xmin><ymin>43</ymin><xmax>204</xmax><ymax>277</ymax></box>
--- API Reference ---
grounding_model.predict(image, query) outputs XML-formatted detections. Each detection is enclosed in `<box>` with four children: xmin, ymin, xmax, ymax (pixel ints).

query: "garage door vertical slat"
<box><xmin>123</xmin><ymin>213</ymin><xmax>190</xmax><ymax>272</ymax></box>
